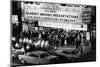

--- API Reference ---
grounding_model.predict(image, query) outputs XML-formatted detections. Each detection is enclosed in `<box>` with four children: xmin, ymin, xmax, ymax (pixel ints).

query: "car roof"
<box><xmin>30</xmin><ymin>51</ymin><xmax>48</xmax><ymax>56</ymax></box>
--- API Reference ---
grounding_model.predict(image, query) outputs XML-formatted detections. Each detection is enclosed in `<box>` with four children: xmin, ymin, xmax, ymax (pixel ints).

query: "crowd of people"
<box><xmin>12</xmin><ymin>25</ymin><xmax>90</xmax><ymax>54</ymax></box>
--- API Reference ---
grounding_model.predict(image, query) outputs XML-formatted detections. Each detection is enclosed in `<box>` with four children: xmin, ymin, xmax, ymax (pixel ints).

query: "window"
<box><xmin>40</xmin><ymin>53</ymin><xmax>50</xmax><ymax>58</ymax></box>
<box><xmin>29</xmin><ymin>54</ymin><xmax>39</xmax><ymax>57</ymax></box>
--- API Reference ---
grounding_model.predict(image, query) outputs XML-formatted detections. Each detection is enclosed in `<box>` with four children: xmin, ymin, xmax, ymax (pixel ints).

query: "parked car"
<box><xmin>18</xmin><ymin>51</ymin><xmax>58</xmax><ymax>64</ymax></box>
<box><xmin>62</xmin><ymin>49</ymin><xmax>81</xmax><ymax>62</ymax></box>
<box><xmin>12</xmin><ymin>47</ymin><xmax>24</xmax><ymax>59</ymax></box>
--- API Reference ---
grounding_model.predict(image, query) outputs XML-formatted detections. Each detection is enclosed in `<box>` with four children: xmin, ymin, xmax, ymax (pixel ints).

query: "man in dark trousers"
<box><xmin>76</xmin><ymin>34</ymin><xmax>83</xmax><ymax>53</ymax></box>
<box><xmin>76</xmin><ymin>35</ymin><xmax>81</xmax><ymax>50</ymax></box>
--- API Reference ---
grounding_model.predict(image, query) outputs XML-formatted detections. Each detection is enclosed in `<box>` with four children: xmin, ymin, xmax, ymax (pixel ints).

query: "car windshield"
<box><xmin>40</xmin><ymin>53</ymin><xmax>50</xmax><ymax>58</ymax></box>
<box><xmin>29</xmin><ymin>54</ymin><xmax>39</xmax><ymax>58</ymax></box>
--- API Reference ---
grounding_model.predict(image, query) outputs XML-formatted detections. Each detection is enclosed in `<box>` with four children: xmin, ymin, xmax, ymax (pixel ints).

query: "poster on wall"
<box><xmin>11</xmin><ymin>0</ymin><xmax>96</xmax><ymax>67</ymax></box>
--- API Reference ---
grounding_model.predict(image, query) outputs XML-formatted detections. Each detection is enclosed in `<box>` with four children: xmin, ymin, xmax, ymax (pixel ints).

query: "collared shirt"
<box><xmin>19</xmin><ymin>38</ymin><xmax>22</xmax><ymax>42</ymax></box>
<box><xmin>28</xmin><ymin>39</ymin><xmax>32</xmax><ymax>44</ymax></box>
<box><xmin>45</xmin><ymin>41</ymin><xmax>49</xmax><ymax>47</ymax></box>
<box><xmin>26</xmin><ymin>38</ymin><xmax>29</xmax><ymax>43</ymax></box>
<box><xmin>41</xmin><ymin>40</ymin><xmax>45</xmax><ymax>48</ymax></box>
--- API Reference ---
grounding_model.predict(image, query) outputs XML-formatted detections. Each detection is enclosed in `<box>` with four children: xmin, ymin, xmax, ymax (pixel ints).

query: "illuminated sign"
<box><xmin>24</xmin><ymin>9</ymin><xmax>81</xmax><ymax>23</ymax></box>
<box><xmin>23</xmin><ymin>3</ymin><xmax>82</xmax><ymax>23</ymax></box>
<box><xmin>38</xmin><ymin>21</ymin><xmax>87</xmax><ymax>31</ymax></box>
<box><xmin>42</xmin><ymin>3</ymin><xmax>61</xmax><ymax>10</ymax></box>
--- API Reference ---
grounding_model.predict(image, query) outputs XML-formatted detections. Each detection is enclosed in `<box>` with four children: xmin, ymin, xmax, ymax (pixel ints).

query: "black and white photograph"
<box><xmin>11</xmin><ymin>0</ymin><xmax>96</xmax><ymax>67</ymax></box>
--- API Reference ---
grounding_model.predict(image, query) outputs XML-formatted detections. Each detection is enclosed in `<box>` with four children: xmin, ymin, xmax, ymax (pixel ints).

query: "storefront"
<box><xmin>20</xmin><ymin>2</ymin><xmax>94</xmax><ymax>42</ymax></box>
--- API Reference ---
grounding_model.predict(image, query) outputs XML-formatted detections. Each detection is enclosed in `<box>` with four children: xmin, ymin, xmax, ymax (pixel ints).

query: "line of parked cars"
<box><xmin>12</xmin><ymin>48</ymin><xmax>81</xmax><ymax>65</ymax></box>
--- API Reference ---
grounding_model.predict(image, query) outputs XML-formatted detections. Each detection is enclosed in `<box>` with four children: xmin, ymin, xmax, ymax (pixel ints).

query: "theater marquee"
<box><xmin>21</xmin><ymin>2</ymin><xmax>88</xmax><ymax>31</ymax></box>
<box><xmin>22</xmin><ymin>3</ymin><xmax>82</xmax><ymax>23</ymax></box>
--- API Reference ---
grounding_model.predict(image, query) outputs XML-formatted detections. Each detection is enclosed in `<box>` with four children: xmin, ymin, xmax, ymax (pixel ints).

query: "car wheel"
<box><xmin>21</xmin><ymin>59</ymin><xmax>26</xmax><ymax>64</ymax></box>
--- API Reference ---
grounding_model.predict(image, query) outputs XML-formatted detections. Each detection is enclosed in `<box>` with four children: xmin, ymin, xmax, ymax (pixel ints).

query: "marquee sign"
<box><xmin>21</xmin><ymin>2</ymin><xmax>87</xmax><ymax>30</ymax></box>
<box><xmin>22</xmin><ymin>3</ymin><xmax>82</xmax><ymax>23</ymax></box>
<box><xmin>38</xmin><ymin>21</ymin><xmax>87</xmax><ymax>31</ymax></box>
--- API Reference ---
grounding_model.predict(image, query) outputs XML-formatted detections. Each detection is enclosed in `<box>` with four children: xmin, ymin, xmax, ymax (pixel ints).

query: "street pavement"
<box><xmin>11</xmin><ymin>44</ymin><xmax>95</xmax><ymax>66</ymax></box>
